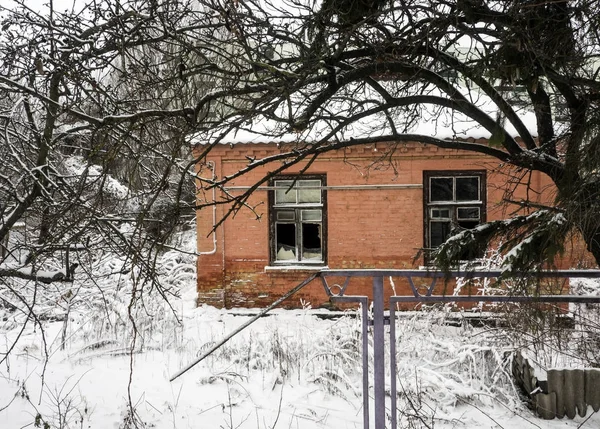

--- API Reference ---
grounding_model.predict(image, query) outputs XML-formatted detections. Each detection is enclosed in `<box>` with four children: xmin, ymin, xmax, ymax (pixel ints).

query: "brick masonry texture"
<box><xmin>194</xmin><ymin>141</ymin><xmax>586</xmax><ymax>309</ymax></box>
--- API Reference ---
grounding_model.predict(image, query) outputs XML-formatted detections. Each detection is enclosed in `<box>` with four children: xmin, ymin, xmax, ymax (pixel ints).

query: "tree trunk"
<box><xmin>581</xmin><ymin>227</ymin><xmax>600</xmax><ymax>268</ymax></box>
<box><xmin>556</xmin><ymin>175</ymin><xmax>600</xmax><ymax>267</ymax></box>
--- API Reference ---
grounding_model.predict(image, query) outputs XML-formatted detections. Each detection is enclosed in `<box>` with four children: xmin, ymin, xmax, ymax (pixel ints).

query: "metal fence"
<box><xmin>319</xmin><ymin>269</ymin><xmax>600</xmax><ymax>429</ymax></box>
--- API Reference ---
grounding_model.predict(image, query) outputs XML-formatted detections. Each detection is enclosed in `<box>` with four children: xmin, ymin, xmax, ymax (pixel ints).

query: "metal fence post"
<box><xmin>360</xmin><ymin>298</ymin><xmax>370</xmax><ymax>429</ymax></box>
<box><xmin>390</xmin><ymin>302</ymin><xmax>398</xmax><ymax>429</ymax></box>
<box><xmin>373</xmin><ymin>275</ymin><xmax>385</xmax><ymax>429</ymax></box>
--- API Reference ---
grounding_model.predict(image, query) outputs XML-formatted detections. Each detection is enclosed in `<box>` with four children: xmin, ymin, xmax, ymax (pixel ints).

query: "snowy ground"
<box><xmin>3</xmin><ymin>303</ymin><xmax>600</xmax><ymax>429</ymax></box>
<box><xmin>2</xmin><ymin>235</ymin><xmax>600</xmax><ymax>428</ymax></box>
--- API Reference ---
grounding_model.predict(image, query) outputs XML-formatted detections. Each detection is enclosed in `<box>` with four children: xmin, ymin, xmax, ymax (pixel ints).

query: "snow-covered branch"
<box><xmin>0</xmin><ymin>267</ymin><xmax>71</xmax><ymax>284</ymax></box>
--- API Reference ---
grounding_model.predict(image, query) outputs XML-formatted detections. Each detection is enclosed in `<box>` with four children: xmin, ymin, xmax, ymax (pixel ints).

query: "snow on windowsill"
<box><xmin>264</xmin><ymin>265</ymin><xmax>329</xmax><ymax>272</ymax></box>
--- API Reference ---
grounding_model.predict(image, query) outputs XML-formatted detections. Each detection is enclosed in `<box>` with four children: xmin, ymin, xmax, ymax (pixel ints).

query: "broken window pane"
<box><xmin>430</xmin><ymin>221</ymin><xmax>451</xmax><ymax>248</ymax></box>
<box><xmin>271</xmin><ymin>176</ymin><xmax>326</xmax><ymax>264</ymax></box>
<box><xmin>275</xmin><ymin>180</ymin><xmax>297</xmax><ymax>204</ymax></box>
<box><xmin>298</xmin><ymin>180</ymin><xmax>321</xmax><ymax>203</ymax></box>
<box><xmin>456</xmin><ymin>177</ymin><xmax>479</xmax><ymax>201</ymax></box>
<box><xmin>430</xmin><ymin>177</ymin><xmax>453</xmax><ymax>201</ymax></box>
<box><xmin>302</xmin><ymin>223</ymin><xmax>322</xmax><ymax>260</ymax></box>
<box><xmin>276</xmin><ymin>223</ymin><xmax>296</xmax><ymax>260</ymax></box>
<box><xmin>457</xmin><ymin>220</ymin><xmax>479</xmax><ymax>230</ymax></box>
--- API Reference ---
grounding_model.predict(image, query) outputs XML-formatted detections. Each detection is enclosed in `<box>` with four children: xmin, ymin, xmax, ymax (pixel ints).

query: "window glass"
<box><xmin>298</xmin><ymin>180</ymin><xmax>321</xmax><ymax>203</ymax></box>
<box><xmin>301</xmin><ymin>210</ymin><xmax>321</xmax><ymax>221</ymax></box>
<box><xmin>277</xmin><ymin>211</ymin><xmax>295</xmax><ymax>221</ymax></box>
<box><xmin>274</xmin><ymin>180</ymin><xmax>296</xmax><ymax>204</ymax></box>
<box><xmin>457</xmin><ymin>207</ymin><xmax>480</xmax><ymax>220</ymax></box>
<box><xmin>431</xmin><ymin>208</ymin><xmax>450</xmax><ymax>219</ymax></box>
<box><xmin>430</xmin><ymin>221</ymin><xmax>451</xmax><ymax>248</ymax></box>
<box><xmin>430</xmin><ymin>177</ymin><xmax>453</xmax><ymax>201</ymax></box>
<box><xmin>456</xmin><ymin>177</ymin><xmax>479</xmax><ymax>201</ymax></box>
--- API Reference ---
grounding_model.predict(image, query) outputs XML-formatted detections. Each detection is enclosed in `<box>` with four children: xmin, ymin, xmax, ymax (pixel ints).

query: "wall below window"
<box><xmin>194</xmin><ymin>141</ymin><xmax>557</xmax><ymax>309</ymax></box>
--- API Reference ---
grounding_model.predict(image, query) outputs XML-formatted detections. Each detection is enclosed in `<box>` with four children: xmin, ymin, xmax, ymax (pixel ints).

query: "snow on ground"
<box><xmin>5</xmin><ymin>305</ymin><xmax>600</xmax><ymax>429</ymax></box>
<box><xmin>2</xmin><ymin>234</ymin><xmax>600</xmax><ymax>428</ymax></box>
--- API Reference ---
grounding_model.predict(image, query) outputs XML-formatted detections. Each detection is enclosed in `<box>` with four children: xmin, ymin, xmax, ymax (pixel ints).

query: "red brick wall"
<box><xmin>194</xmin><ymin>141</ymin><xmax>559</xmax><ymax>309</ymax></box>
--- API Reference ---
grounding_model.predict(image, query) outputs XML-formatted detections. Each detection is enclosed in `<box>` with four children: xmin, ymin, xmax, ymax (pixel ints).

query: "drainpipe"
<box><xmin>198</xmin><ymin>161</ymin><xmax>217</xmax><ymax>256</ymax></box>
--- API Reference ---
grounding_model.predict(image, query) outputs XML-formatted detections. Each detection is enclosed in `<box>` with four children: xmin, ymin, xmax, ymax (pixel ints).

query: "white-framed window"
<box><xmin>424</xmin><ymin>171</ymin><xmax>486</xmax><ymax>252</ymax></box>
<box><xmin>270</xmin><ymin>176</ymin><xmax>326</xmax><ymax>264</ymax></box>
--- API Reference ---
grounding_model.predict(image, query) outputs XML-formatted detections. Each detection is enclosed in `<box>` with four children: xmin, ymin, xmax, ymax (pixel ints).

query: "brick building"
<box><xmin>194</xmin><ymin>137</ymin><xmax>561</xmax><ymax>309</ymax></box>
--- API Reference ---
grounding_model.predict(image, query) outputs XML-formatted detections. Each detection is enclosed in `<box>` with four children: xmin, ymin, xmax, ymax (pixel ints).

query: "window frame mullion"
<box><xmin>295</xmin><ymin>208</ymin><xmax>302</xmax><ymax>261</ymax></box>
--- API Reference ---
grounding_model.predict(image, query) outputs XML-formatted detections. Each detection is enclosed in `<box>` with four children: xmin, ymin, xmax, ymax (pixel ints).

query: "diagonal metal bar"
<box><xmin>170</xmin><ymin>273</ymin><xmax>320</xmax><ymax>381</ymax></box>
<box><xmin>340</xmin><ymin>276</ymin><xmax>351</xmax><ymax>295</ymax></box>
<box><xmin>320</xmin><ymin>275</ymin><xmax>351</xmax><ymax>297</ymax></box>
<box><xmin>320</xmin><ymin>275</ymin><xmax>333</xmax><ymax>296</ymax></box>
<box><xmin>425</xmin><ymin>277</ymin><xmax>437</xmax><ymax>296</ymax></box>
<box><xmin>407</xmin><ymin>276</ymin><xmax>419</xmax><ymax>297</ymax></box>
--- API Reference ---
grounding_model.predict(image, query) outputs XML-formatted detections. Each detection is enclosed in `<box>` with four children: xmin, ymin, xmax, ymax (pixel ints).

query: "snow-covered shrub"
<box><xmin>0</xmin><ymin>227</ymin><xmax>197</xmax><ymax>368</ymax></box>
<box><xmin>393</xmin><ymin>315</ymin><xmax>518</xmax><ymax>417</ymax></box>
<box><xmin>564</xmin><ymin>278</ymin><xmax>600</xmax><ymax>368</ymax></box>
<box><xmin>190</xmin><ymin>309</ymin><xmax>363</xmax><ymax>396</ymax></box>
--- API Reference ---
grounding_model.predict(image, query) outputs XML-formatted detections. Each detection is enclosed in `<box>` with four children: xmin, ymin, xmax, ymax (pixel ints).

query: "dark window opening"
<box><xmin>457</xmin><ymin>220</ymin><xmax>479</xmax><ymax>230</ymax></box>
<box><xmin>302</xmin><ymin>223</ymin><xmax>322</xmax><ymax>260</ymax></box>
<box><xmin>276</xmin><ymin>223</ymin><xmax>296</xmax><ymax>260</ymax></box>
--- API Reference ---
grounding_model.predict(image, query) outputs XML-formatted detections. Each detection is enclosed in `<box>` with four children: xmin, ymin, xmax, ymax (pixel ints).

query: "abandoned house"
<box><xmin>193</xmin><ymin>123</ymin><xmax>592</xmax><ymax>309</ymax></box>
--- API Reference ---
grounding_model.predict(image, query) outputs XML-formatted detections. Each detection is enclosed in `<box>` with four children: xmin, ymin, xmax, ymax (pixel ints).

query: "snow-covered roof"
<box><xmin>197</xmin><ymin>85</ymin><xmax>540</xmax><ymax>146</ymax></box>
<box><xmin>215</xmin><ymin>108</ymin><xmax>539</xmax><ymax>145</ymax></box>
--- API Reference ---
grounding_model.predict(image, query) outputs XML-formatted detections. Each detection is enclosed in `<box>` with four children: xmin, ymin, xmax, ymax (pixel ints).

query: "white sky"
<box><xmin>4</xmin><ymin>0</ymin><xmax>84</xmax><ymax>14</ymax></box>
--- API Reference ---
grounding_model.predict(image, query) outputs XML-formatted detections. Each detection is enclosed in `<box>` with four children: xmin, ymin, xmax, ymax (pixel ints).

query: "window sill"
<box><xmin>264</xmin><ymin>265</ymin><xmax>329</xmax><ymax>272</ymax></box>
